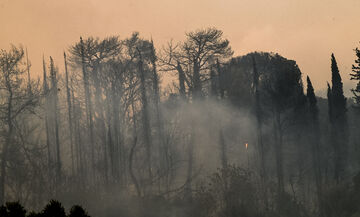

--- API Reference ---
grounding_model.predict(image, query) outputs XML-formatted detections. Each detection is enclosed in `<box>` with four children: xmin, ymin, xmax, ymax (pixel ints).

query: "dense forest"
<box><xmin>1</xmin><ymin>27</ymin><xmax>360</xmax><ymax>217</ymax></box>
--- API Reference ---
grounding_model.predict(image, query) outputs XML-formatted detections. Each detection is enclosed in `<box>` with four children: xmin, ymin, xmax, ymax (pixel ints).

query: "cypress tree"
<box><xmin>329</xmin><ymin>53</ymin><xmax>348</xmax><ymax>183</ymax></box>
<box><xmin>331</xmin><ymin>54</ymin><xmax>347</xmax><ymax>115</ymax></box>
<box><xmin>306</xmin><ymin>76</ymin><xmax>323</xmax><ymax>216</ymax></box>
<box><xmin>350</xmin><ymin>46</ymin><xmax>360</xmax><ymax>106</ymax></box>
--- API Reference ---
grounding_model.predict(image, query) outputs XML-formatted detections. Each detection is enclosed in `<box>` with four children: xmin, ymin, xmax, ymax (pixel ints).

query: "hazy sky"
<box><xmin>0</xmin><ymin>0</ymin><xmax>359</xmax><ymax>96</ymax></box>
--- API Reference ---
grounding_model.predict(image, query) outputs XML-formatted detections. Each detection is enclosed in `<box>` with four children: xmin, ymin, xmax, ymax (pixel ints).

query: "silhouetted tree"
<box><xmin>75</xmin><ymin>37</ymin><xmax>96</xmax><ymax>182</ymax></box>
<box><xmin>0</xmin><ymin>202</ymin><xmax>27</xmax><ymax>217</ymax></box>
<box><xmin>49</xmin><ymin>57</ymin><xmax>62</xmax><ymax>189</ymax></box>
<box><xmin>0</xmin><ymin>46</ymin><xmax>39</xmax><ymax>204</ymax></box>
<box><xmin>328</xmin><ymin>53</ymin><xmax>348</xmax><ymax>183</ymax></box>
<box><xmin>137</xmin><ymin>48</ymin><xmax>153</xmax><ymax>186</ymax></box>
<box><xmin>306</xmin><ymin>76</ymin><xmax>323</xmax><ymax>216</ymax></box>
<box><xmin>64</xmin><ymin>52</ymin><xmax>75</xmax><ymax>176</ymax></box>
<box><xmin>42</xmin><ymin>56</ymin><xmax>52</xmax><ymax>193</ymax></box>
<box><xmin>68</xmin><ymin>205</ymin><xmax>90</xmax><ymax>217</ymax></box>
<box><xmin>350</xmin><ymin>45</ymin><xmax>360</xmax><ymax>106</ymax></box>
<box><xmin>182</xmin><ymin>27</ymin><xmax>233</xmax><ymax>99</ymax></box>
<box><xmin>252</xmin><ymin>55</ymin><xmax>268</xmax><ymax>209</ymax></box>
<box><xmin>42</xmin><ymin>200</ymin><xmax>66</xmax><ymax>217</ymax></box>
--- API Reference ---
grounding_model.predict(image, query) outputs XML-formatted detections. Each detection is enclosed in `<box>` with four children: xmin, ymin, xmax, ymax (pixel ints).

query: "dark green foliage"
<box><xmin>306</xmin><ymin>76</ymin><xmax>324</xmax><ymax>216</ymax></box>
<box><xmin>6</xmin><ymin>202</ymin><xmax>26</xmax><ymax>217</ymax></box>
<box><xmin>26</xmin><ymin>212</ymin><xmax>41</xmax><ymax>217</ymax></box>
<box><xmin>41</xmin><ymin>200</ymin><xmax>66</xmax><ymax>217</ymax></box>
<box><xmin>330</xmin><ymin>54</ymin><xmax>347</xmax><ymax>116</ymax></box>
<box><xmin>193</xmin><ymin>165</ymin><xmax>262</xmax><ymax>217</ymax></box>
<box><xmin>0</xmin><ymin>202</ymin><xmax>26</xmax><ymax>217</ymax></box>
<box><xmin>0</xmin><ymin>201</ymin><xmax>91</xmax><ymax>217</ymax></box>
<box><xmin>328</xmin><ymin>53</ymin><xmax>349</xmax><ymax>183</ymax></box>
<box><xmin>68</xmin><ymin>205</ymin><xmax>90</xmax><ymax>217</ymax></box>
<box><xmin>222</xmin><ymin>52</ymin><xmax>304</xmax><ymax>111</ymax></box>
<box><xmin>306</xmin><ymin>76</ymin><xmax>318</xmax><ymax>118</ymax></box>
<box><xmin>0</xmin><ymin>205</ymin><xmax>8</xmax><ymax>217</ymax></box>
<box><xmin>322</xmin><ymin>172</ymin><xmax>360</xmax><ymax>217</ymax></box>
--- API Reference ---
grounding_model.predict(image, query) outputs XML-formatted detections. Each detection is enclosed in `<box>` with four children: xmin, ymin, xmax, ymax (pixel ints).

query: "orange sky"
<box><xmin>1</xmin><ymin>0</ymin><xmax>359</xmax><ymax>96</ymax></box>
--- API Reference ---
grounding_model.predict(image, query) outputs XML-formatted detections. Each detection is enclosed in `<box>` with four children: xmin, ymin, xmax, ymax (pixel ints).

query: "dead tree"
<box><xmin>80</xmin><ymin>37</ymin><xmax>96</xmax><ymax>182</ymax></box>
<box><xmin>137</xmin><ymin>48</ymin><xmax>153</xmax><ymax>185</ymax></box>
<box><xmin>49</xmin><ymin>57</ymin><xmax>61</xmax><ymax>188</ymax></box>
<box><xmin>42</xmin><ymin>56</ymin><xmax>52</xmax><ymax>192</ymax></box>
<box><xmin>0</xmin><ymin>46</ymin><xmax>38</xmax><ymax>204</ymax></box>
<box><xmin>64</xmin><ymin>52</ymin><xmax>75</xmax><ymax>176</ymax></box>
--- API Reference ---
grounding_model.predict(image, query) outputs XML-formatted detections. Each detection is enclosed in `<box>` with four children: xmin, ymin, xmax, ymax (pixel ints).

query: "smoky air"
<box><xmin>0</xmin><ymin>26</ymin><xmax>359</xmax><ymax>217</ymax></box>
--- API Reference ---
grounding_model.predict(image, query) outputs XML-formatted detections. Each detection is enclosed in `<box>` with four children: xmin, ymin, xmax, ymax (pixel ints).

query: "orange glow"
<box><xmin>245</xmin><ymin>143</ymin><xmax>248</xmax><ymax>149</ymax></box>
<box><xmin>0</xmin><ymin>0</ymin><xmax>359</xmax><ymax>94</ymax></box>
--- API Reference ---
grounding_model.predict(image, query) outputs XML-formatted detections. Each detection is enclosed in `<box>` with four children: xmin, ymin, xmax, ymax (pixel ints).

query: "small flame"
<box><xmin>245</xmin><ymin>143</ymin><xmax>248</xmax><ymax>149</ymax></box>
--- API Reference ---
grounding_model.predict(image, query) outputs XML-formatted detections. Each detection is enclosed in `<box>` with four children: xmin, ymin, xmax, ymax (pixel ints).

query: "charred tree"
<box><xmin>64</xmin><ymin>52</ymin><xmax>75</xmax><ymax>176</ymax></box>
<box><xmin>137</xmin><ymin>49</ymin><xmax>153</xmax><ymax>185</ymax></box>
<box><xmin>80</xmin><ymin>37</ymin><xmax>96</xmax><ymax>182</ymax></box>
<box><xmin>177</xmin><ymin>62</ymin><xmax>186</xmax><ymax>99</ymax></box>
<box><xmin>49</xmin><ymin>57</ymin><xmax>62</xmax><ymax>188</ymax></box>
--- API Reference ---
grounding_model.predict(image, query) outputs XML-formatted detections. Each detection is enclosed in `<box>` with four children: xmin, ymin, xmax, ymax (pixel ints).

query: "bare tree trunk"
<box><xmin>50</xmin><ymin>57</ymin><xmax>61</xmax><ymax>189</ymax></box>
<box><xmin>216</xmin><ymin>60</ymin><xmax>225</xmax><ymax>99</ymax></box>
<box><xmin>43</xmin><ymin>57</ymin><xmax>52</xmax><ymax>193</ymax></box>
<box><xmin>252</xmin><ymin>56</ymin><xmax>268</xmax><ymax>209</ymax></box>
<box><xmin>150</xmin><ymin>48</ymin><xmax>169</xmax><ymax>192</ymax></box>
<box><xmin>71</xmin><ymin>85</ymin><xmax>84</xmax><ymax>185</ymax></box>
<box><xmin>0</xmin><ymin>81</ymin><xmax>13</xmax><ymax>205</ymax></box>
<box><xmin>210</xmin><ymin>66</ymin><xmax>217</xmax><ymax>97</ymax></box>
<box><xmin>92</xmin><ymin>66</ymin><xmax>108</xmax><ymax>185</ymax></box>
<box><xmin>80</xmin><ymin>37</ymin><xmax>96</xmax><ymax>183</ymax></box>
<box><xmin>192</xmin><ymin>60</ymin><xmax>202</xmax><ymax>99</ymax></box>
<box><xmin>110</xmin><ymin>86</ymin><xmax>121</xmax><ymax>182</ymax></box>
<box><xmin>64</xmin><ymin>52</ymin><xmax>75</xmax><ymax>176</ymax></box>
<box><xmin>129</xmin><ymin>101</ymin><xmax>141</xmax><ymax>196</ymax></box>
<box><xmin>137</xmin><ymin>50</ymin><xmax>153</xmax><ymax>185</ymax></box>
<box><xmin>26</xmin><ymin>48</ymin><xmax>32</xmax><ymax>93</ymax></box>
<box><xmin>177</xmin><ymin>62</ymin><xmax>186</xmax><ymax>99</ymax></box>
